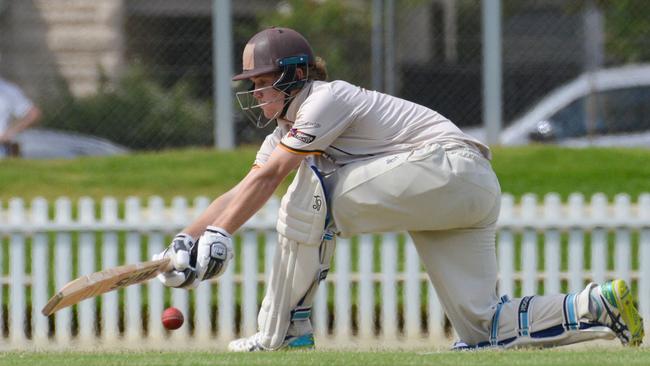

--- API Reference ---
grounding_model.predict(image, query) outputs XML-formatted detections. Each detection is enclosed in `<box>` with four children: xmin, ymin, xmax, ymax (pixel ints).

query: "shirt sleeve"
<box><xmin>2</xmin><ymin>81</ymin><xmax>33</xmax><ymax>119</ymax></box>
<box><xmin>254</xmin><ymin>127</ymin><xmax>284</xmax><ymax>167</ymax></box>
<box><xmin>280</xmin><ymin>85</ymin><xmax>356</xmax><ymax>154</ymax></box>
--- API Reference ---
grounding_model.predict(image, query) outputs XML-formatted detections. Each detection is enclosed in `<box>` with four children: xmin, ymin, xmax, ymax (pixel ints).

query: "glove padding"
<box><xmin>153</xmin><ymin>233</ymin><xmax>200</xmax><ymax>288</ymax></box>
<box><xmin>196</xmin><ymin>226</ymin><xmax>234</xmax><ymax>281</ymax></box>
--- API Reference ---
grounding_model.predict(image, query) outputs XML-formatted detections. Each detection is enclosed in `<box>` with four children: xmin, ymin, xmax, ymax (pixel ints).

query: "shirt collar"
<box><xmin>282</xmin><ymin>81</ymin><xmax>313</xmax><ymax>123</ymax></box>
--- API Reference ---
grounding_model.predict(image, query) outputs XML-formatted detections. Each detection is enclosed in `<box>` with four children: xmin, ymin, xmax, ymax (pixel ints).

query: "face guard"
<box><xmin>235</xmin><ymin>55</ymin><xmax>309</xmax><ymax>128</ymax></box>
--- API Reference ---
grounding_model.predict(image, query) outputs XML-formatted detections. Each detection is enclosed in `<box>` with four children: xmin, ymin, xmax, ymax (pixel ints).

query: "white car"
<box><xmin>465</xmin><ymin>64</ymin><xmax>650</xmax><ymax>147</ymax></box>
<box><xmin>11</xmin><ymin>128</ymin><xmax>128</xmax><ymax>159</ymax></box>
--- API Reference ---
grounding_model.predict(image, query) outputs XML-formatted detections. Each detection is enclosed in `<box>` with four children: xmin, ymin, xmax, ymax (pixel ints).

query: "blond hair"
<box><xmin>307</xmin><ymin>57</ymin><xmax>328</xmax><ymax>81</ymax></box>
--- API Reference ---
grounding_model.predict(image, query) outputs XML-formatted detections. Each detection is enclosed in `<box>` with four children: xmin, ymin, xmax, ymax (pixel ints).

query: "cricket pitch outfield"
<box><xmin>1</xmin><ymin>348</ymin><xmax>649</xmax><ymax>366</ymax></box>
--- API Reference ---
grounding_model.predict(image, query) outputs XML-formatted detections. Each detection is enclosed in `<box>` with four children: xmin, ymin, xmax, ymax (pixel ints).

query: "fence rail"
<box><xmin>0</xmin><ymin>192</ymin><xmax>649</xmax><ymax>349</ymax></box>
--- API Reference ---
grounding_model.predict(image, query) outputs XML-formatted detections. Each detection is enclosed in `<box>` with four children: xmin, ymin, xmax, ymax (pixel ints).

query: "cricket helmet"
<box><xmin>232</xmin><ymin>27</ymin><xmax>314</xmax><ymax>81</ymax></box>
<box><xmin>234</xmin><ymin>27</ymin><xmax>314</xmax><ymax>128</ymax></box>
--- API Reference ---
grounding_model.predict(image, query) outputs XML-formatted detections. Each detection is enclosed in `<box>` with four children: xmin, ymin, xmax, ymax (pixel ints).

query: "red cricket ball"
<box><xmin>161</xmin><ymin>306</ymin><xmax>184</xmax><ymax>330</ymax></box>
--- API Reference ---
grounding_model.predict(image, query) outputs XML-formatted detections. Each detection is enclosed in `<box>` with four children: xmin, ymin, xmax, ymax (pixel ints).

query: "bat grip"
<box><xmin>161</xmin><ymin>257</ymin><xmax>175</xmax><ymax>272</ymax></box>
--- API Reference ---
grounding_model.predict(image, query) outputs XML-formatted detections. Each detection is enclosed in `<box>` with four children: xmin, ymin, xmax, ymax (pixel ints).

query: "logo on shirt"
<box><xmin>288</xmin><ymin>128</ymin><xmax>316</xmax><ymax>144</ymax></box>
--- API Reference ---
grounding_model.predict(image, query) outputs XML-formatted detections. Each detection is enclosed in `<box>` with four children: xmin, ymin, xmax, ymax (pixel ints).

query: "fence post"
<box><xmin>101</xmin><ymin>197</ymin><xmax>119</xmax><ymax>341</ymax></box>
<box><xmin>590</xmin><ymin>193</ymin><xmax>608</xmax><ymax>285</ymax></box>
<box><xmin>497</xmin><ymin>194</ymin><xmax>515</xmax><ymax>297</ymax></box>
<box><xmin>543</xmin><ymin>193</ymin><xmax>561</xmax><ymax>294</ymax></box>
<box><xmin>171</xmin><ymin>197</ymin><xmax>190</xmax><ymax>341</ymax></box>
<box><xmin>381</xmin><ymin>233</ymin><xmax>398</xmax><ymax>340</ymax></box>
<box><xmin>568</xmin><ymin>193</ymin><xmax>585</xmax><ymax>292</ymax></box>
<box><xmin>521</xmin><ymin>194</ymin><xmax>538</xmax><ymax>296</ymax></box>
<box><xmin>358</xmin><ymin>234</ymin><xmax>374</xmax><ymax>340</ymax></box>
<box><xmin>125</xmin><ymin>197</ymin><xmax>143</xmax><ymax>341</ymax></box>
<box><xmin>404</xmin><ymin>236</ymin><xmax>421</xmax><ymax>339</ymax></box>
<box><xmin>9</xmin><ymin>198</ymin><xmax>26</xmax><ymax>345</ymax></box>
<box><xmin>313</xmin><ymin>271</ymin><xmax>329</xmax><ymax>339</ymax></box>
<box><xmin>147</xmin><ymin>196</ymin><xmax>165</xmax><ymax>341</ymax></box>
<box><xmin>242</xmin><ymin>230</ymin><xmax>259</xmax><ymax>337</ymax></box>
<box><xmin>614</xmin><ymin>194</ymin><xmax>632</xmax><ymax>284</ymax></box>
<box><xmin>31</xmin><ymin>197</ymin><xmax>49</xmax><ymax>344</ymax></box>
<box><xmin>194</xmin><ymin>197</ymin><xmax>213</xmax><ymax>341</ymax></box>
<box><xmin>218</xmin><ymin>255</ymin><xmax>235</xmax><ymax>341</ymax></box>
<box><xmin>638</xmin><ymin>193</ymin><xmax>650</xmax><ymax>334</ymax></box>
<box><xmin>54</xmin><ymin>197</ymin><xmax>73</xmax><ymax>344</ymax></box>
<box><xmin>335</xmin><ymin>237</ymin><xmax>351</xmax><ymax>340</ymax></box>
<box><xmin>78</xmin><ymin>197</ymin><xmax>96</xmax><ymax>342</ymax></box>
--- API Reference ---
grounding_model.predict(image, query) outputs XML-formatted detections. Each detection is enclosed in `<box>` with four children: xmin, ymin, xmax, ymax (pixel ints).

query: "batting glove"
<box><xmin>196</xmin><ymin>226</ymin><xmax>234</xmax><ymax>281</ymax></box>
<box><xmin>154</xmin><ymin>233</ymin><xmax>200</xmax><ymax>289</ymax></box>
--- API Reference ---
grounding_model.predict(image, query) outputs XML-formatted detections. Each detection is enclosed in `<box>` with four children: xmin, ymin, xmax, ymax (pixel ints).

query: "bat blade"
<box><xmin>42</xmin><ymin>257</ymin><xmax>172</xmax><ymax>316</ymax></box>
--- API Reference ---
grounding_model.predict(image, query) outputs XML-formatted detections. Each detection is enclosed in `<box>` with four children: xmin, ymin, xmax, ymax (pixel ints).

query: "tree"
<box><xmin>257</xmin><ymin>0</ymin><xmax>372</xmax><ymax>87</ymax></box>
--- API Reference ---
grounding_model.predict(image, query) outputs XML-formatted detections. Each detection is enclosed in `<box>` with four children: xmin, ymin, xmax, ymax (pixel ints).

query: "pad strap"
<box><xmin>518</xmin><ymin>296</ymin><xmax>535</xmax><ymax>337</ymax></box>
<box><xmin>490</xmin><ymin>295</ymin><xmax>510</xmax><ymax>346</ymax></box>
<box><xmin>563</xmin><ymin>293</ymin><xmax>580</xmax><ymax>331</ymax></box>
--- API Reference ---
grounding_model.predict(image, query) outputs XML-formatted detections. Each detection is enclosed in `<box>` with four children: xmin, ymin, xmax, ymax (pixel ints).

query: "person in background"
<box><xmin>0</xmin><ymin>75</ymin><xmax>41</xmax><ymax>157</ymax></box>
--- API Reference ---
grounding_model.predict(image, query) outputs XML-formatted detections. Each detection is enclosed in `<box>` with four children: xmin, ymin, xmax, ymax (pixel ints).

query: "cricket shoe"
<box><xmin>227</xmin><ymin>332</ymin><xmax>315</xmax><ymax>352</ymax></box>
<box><xmin>592</xmin><ymin>279</ymin><xmax>644</xmax><ymax>346</ymax></box>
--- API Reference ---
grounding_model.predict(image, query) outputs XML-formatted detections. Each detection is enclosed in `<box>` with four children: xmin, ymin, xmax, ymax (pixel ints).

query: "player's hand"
<box><xmin>196</xmin><ymin>226</ymin><xmax>234</xmax><ymax>281</ymax></box>
<box><xmin>153</xmin><ymin>233</ymin><xmax>200</xmax><ymax>288</ymax></box>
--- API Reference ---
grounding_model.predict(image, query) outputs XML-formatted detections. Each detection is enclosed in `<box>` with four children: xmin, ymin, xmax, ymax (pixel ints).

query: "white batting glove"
<box><xmin>196</xmin><ymin>226</ymin><xmax>234</xmax><ymax>281</ymax></box>
<box><xmin>153</xmin><ymin>233</ymin><xmax>200</xmax><ymax>288</ymax></box>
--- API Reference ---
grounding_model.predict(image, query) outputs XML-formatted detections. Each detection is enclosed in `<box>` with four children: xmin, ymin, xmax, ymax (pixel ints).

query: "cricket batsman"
<box><xmin>154</xmin><ymin>27</ymin><xmax>644</xmax><ymax>351</ymax></box>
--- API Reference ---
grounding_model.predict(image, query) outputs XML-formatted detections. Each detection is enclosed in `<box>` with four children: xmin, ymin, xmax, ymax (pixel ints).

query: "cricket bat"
<box><xmin>42</xmin><ymin>257</ymin><xmax>173</xmax><ymax>316</ymax></box>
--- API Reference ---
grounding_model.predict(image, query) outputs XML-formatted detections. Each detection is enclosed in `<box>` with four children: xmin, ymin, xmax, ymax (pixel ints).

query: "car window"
<box><xmin>548</xmin><ymin>86</ymin><xmax>650</xmax><ymax>139</ymax></box>
<box><xmin>600</xmin><ymin>86</ymin><xmax>650</xmax><ymax>134</ymax></box>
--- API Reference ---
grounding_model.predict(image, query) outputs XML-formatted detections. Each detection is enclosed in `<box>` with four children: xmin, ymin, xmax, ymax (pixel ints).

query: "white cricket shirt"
<box><xmin>255</xmin><ymin>80</ymin><xmax>489</xmax><ymax>170</ymax></box>
<box><xmin>0</xmin><ymin>78</ymin><xmax>33</xmax><ymax>133</ymax></box>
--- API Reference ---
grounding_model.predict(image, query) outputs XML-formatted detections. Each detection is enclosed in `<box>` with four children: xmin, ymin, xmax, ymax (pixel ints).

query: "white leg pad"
<box><xmin>478</xmin><ymin>283</ymin><xmax>616</xmax><ymax>349</ymax></box>
<box><xmin>257</xmin><ymin>161</ymin><xmax>334</xmax><ymax>350</ymax></box>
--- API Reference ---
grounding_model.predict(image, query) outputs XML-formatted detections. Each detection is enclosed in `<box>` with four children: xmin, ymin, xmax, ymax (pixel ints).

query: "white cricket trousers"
<box><xmin>326</xmin><ymin>141</ymin><xmax>502</xmax><ymax>345</ymax></box>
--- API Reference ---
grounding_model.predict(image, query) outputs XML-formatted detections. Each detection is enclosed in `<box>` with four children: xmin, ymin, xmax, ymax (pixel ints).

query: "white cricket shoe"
<box><xmin>227</xmin><ymin>332</ymin><xmax>315</xmax><ymax>352</ymax></box>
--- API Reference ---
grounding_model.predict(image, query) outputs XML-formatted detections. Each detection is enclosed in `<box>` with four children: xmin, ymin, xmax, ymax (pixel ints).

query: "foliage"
<box><xmin>255</xmin><ymin>0</ymin><xmax>371</xmax><ymax>86</ymax></box>
<box><xmin>40</xmin><ymin>66</ymin><xmax>213</xmax><ymax>150</ymax></box>
<box><xmin>600</xmin><ymin>0</ymin><xmax>650</xmax><ymax>63</ymax></box>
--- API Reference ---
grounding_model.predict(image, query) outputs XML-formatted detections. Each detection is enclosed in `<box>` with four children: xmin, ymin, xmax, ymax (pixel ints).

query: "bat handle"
<box><xmin>161</xmin><ymin>257</ymin><xmax>175</xmax><ymax>272</ymax></box>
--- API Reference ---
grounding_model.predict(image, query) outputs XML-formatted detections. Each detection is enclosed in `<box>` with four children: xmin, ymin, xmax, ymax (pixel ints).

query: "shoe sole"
<box><xmin>607</xmin><ymin>280</ymin><xmax>644</xmax><ymax>346</ymax></box>
<box><xmin>285</xmin><ymin>333</ymin><xmax>315</xmax><ymax>350</ymax></box>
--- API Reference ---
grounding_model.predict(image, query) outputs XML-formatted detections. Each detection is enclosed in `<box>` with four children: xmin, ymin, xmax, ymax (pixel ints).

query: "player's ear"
<box><xmin>295</xmin><ymin>67</ymin><xmax>305</xmax><ymax>80</ymax></box>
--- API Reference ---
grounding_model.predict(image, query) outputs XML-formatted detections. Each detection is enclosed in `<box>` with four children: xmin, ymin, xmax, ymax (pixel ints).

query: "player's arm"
<box><xmin>181</xmin><ymin>167</ymin><xmax>258</xmax><ymax>239</ymax></box>
<box><xmin>186</xmin><ymin>147</ymin><xmax>304</xmax><ymax>284</ymax></box>
<box><xmin>0</xmin><ymin>106</ymin><xmax>41</xmax><ymax>142</ymax></box>
<box><xmin>213</xmin><ymin>146</ymin><xmax>304</xmax><ymax>234</ymax></box>
<box><xmin>154</xmin><ymin>147</ymin><xmax>304</xmax><ymax>288</ymax></box>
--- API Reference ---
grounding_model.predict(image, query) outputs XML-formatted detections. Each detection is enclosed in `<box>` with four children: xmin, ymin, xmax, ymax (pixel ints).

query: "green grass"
<box><xmin>491</xmin><ymin>146</ymin><xmax>650</xmax><ymax>201</ymax></box>
<box><xmin>1</xmin><ymin>146</ymin><xmax>650</xmax><ymax>202</ymax></box>
<box><xmin>0</xmin><ymin>147</ymin><xmax>258</xmax><ymax>201</ymax></box>
<box><xmin>1</xmin><ymin>348</ymin><xmax>650</xmax><ymax>366</ymax></box>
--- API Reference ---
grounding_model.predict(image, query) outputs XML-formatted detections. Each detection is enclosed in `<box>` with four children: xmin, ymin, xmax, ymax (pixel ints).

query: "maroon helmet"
<box><xmin>233</xmin><ymin>27</ymin><xmax>314</xmax><ymax>81</ymax></box>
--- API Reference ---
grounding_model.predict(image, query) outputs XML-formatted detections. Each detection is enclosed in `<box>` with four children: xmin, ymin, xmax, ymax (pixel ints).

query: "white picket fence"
<box><xmin>0</xmin><ymin>192</ymin><xmax>649</xmax><ymax>349</ymax></box>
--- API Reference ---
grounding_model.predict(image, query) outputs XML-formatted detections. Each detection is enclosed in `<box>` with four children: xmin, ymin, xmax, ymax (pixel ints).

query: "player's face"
<box><xmin>250</xmin><ymin>74</ymin><xmax>285</xmax><ymax>119</ymax></box>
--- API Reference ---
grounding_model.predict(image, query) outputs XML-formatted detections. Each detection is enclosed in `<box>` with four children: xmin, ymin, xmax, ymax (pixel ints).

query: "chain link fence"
<box><xmin>0</xmin><ymin>0</ymin><xmax>649</xmax><ymax>153</ymax></box>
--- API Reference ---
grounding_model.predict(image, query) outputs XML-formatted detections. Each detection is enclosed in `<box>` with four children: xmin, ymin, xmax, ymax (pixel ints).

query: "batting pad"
<box><xmin>487</xmin><ymin>283</ymin><xmax>616</xmax><ymax>348</ymax></box>
<box><xmin>257</xmin><ymin>161</ymin><xmax>333</xmax><ymax>350</ymax></box>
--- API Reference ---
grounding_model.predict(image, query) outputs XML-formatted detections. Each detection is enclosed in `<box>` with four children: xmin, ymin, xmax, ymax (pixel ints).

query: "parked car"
<box><xmin>464</xmin><ymin>64</ymin><xmax>650</xmax><ymax>147</ymax></box>
<box><xmin>11</xmin><ymin>128</ymin><xmax>128</xmax><ymax>159</ymax></box>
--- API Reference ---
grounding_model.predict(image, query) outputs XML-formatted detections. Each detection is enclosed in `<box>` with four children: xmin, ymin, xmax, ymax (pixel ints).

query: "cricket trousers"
<box><xmin>325</xmin><ymin>140</ymin><xmax>503</xmax><ymax>345</ymax></box>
